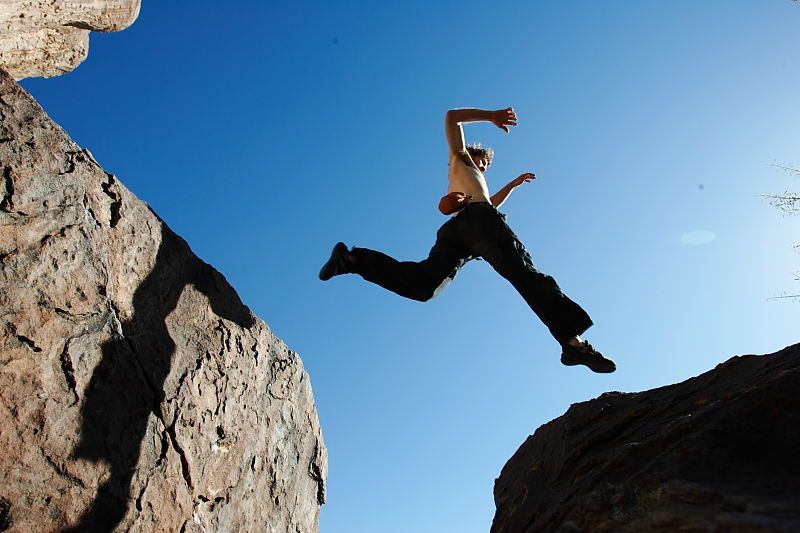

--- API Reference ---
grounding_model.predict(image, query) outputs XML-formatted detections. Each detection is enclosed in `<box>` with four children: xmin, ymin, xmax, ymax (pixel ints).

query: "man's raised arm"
<box><xmin>444</xmin><ymin>107</ymin><xmax>517</xmax><ymax>155</ymax></box>
<box><xmin>491</xmin><ymin>173</ymin><xmax>536</xmax><ymax>209</ymax></box>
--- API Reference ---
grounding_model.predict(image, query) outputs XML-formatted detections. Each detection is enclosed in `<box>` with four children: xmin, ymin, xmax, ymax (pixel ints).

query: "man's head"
<box><xmin>466</xmin><ymin>143</ymin><xmax>493</xmax><ymax>173</ymax></box>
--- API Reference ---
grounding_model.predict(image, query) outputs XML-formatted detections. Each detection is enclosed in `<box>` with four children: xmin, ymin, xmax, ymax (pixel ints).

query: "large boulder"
<box><xmin>0</xmin><ymin>67</ymin><xmax>327</xmax><ymax>532</ymax></box>
<box><xmin>492</xmin><ymin>344</ymin><xmax>800</xmax><ymax>532</ymax></box>
<box><xmin>0</xmin><ymin>0</ymin><xmax>140</xmax><ymax>79</ymax></box>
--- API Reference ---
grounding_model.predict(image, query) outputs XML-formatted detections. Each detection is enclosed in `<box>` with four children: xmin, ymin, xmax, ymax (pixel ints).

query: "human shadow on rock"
<box><xmin>62</xmin><ymin>221</ymin><xmax>255</xmax><ymax>532</ymax></box>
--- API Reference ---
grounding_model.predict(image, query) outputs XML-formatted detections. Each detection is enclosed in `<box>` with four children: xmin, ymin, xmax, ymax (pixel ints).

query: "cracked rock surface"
<box><xmin>491</xmin><ymin>344</ymin><xmax>800</xmax><ymax>533</ymax></box>
<box><xmin>0</xmin><ymin>68</ymin><xmax>327</xmax><ymax>532</ymax></box>
<box><xmin>0</xmin><ymin>0</ymin><xmax>141</xmax><ymax>79</ymax></box>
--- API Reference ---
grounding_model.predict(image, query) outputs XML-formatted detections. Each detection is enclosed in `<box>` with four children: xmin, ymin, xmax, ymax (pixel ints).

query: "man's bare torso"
<box><xmin>447</xmin><ymin>151</ymin><xmax>491</xmax><ymax>205</ymax></box>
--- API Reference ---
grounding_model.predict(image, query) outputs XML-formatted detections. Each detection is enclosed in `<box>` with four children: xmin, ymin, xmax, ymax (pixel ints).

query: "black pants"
<box><xmin>350</xmin><ymin>202</ymin><xmax>593</xmax><ymax>345</ymax></box>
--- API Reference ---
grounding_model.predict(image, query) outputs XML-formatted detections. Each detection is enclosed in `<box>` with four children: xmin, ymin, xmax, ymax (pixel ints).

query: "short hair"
<box><xmin>466</xmin><ymin>143</ymin><xmax>494</xmax><ymax>166</ymax></box>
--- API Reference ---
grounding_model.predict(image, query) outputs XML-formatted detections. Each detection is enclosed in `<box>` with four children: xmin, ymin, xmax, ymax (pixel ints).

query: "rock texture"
<box><xmin>0</xmin><ymin>67</ymin><xmax>326</xmax><ymax>532</ymax></box>
<box><xmin>492</xmin><ymin>344</ymin><xmax>800</xmax><ymax>533</ymax></box>
<box><xmin>0</xmin><ymin>0</ymin><xmax>140</xmax><ymax>79</ymax></box>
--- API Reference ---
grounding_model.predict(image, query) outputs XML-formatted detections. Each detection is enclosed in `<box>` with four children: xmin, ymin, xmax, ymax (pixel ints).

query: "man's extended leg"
<box><xmin>481</xmin><ymin>238</ymin><xmax>615</xmax><ymax>372</ymax></box>
<box><xmin>483</xmin><ymin>238</ymin><xmax>617</xmax><ymax>374</ymax></box>
<box><xmin>479</xmin><ymin>237</ymin><xmax>593</xmax><ymax>343</ymax></box>
<box><xmin>455</xmin><ymin>203</ymin><xmax>615</xmax><ymax>372</ymax></box>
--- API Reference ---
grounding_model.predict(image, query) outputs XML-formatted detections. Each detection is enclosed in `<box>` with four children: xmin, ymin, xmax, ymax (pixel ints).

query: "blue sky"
<box><xmin>22</xmin><ymin>1</ymin><xmax>799</xmax><ymax>531</ymax></box>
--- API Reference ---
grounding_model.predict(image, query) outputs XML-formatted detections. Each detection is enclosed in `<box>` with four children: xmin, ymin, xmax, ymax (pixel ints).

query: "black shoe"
<box><xmin>319</xmin><ymin>242</ymin><xmax>354</xmax><ymax>281</ymax></box>
<box><xmin>560</xmin><ymin>341</ymin><xmax>616</xmax><ymax>373</ymax></box>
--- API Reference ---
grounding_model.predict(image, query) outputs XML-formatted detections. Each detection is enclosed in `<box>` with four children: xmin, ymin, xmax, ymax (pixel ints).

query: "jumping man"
<box><xmin>319</xmin><ymin>107</ymin><xmax>615</xmax><ymax>373</ymax></box>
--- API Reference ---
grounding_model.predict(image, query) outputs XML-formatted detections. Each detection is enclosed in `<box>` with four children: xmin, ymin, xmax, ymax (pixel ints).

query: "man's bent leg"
<box><xmin>350</xmin><ymin>244</ymin><xmax>469</xmax><ymax>302</ymax></box>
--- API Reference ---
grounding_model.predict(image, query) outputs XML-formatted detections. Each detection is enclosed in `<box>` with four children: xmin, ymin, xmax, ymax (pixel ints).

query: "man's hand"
<box><xmin>510</xmin><ymin>172</ymin><xmax>536</xmax><ymax>187</ymax></box>
<box><xmin>491</xmin><ymin>107</ymin><xmax>518</xmax><ymax>132</ymax></box>
<box><xmin>446</xmin><ymin>107</ymin><xmax>518</xmax><ymax>153</ymax></box>
<box><xmin>439</xmin><ymin>191</ymin><xmax>473</xmax><ymax>215</ymax></box>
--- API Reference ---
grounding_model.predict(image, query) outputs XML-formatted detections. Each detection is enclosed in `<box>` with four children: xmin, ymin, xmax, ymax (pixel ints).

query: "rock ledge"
<box><xmin>0</xmin><ymin>67</ymin><xmax>327</xmax><ymax>532</ymax></box>
<box><xmin>492</xmin><ymin>344</ymin><xmax>800</xmax><ymax>533</ymax></box>
<box><xmin>0</xmin><ymin>0</ymin><xmax>141</xmax><ymax>79</ymax></box>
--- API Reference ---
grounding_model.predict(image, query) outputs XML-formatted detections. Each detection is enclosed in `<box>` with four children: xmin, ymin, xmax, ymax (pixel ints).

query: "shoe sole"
<box><xmin>561</xmin><ymin>355</ymin><xmax>616</xmax><ymax>373</ymax></box>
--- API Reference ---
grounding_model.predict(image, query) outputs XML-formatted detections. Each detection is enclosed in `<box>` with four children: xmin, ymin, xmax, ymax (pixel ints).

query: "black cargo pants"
<box><xmin>350</xmin><ymin>202</ymin><xmax>593</xmax><ymax>345</ymax></box>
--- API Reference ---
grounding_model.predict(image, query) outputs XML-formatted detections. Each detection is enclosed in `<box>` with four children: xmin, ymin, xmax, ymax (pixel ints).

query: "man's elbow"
<box><xmin>445</xmin><ymin>110</ymin><xmax>466</xmax><ymax>155</ymax></box>
<box><xmin>445</xmin><ymin>109</ymin><xmax>461</xmax><ymax>125</ymax></box>
<box><xmin>444</xmin><ymin>110</ymin><xmax>463</xmax><ymax>139</ymax></box>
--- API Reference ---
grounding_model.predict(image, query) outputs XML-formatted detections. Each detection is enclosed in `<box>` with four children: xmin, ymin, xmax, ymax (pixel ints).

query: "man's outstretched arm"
<box><xmin>491</xmin><ymin>173</ymin><xmax>536</xmax><ymax>209</ymax></box>
<box><xmin>445</xmin><ymin>107</ymin><xmax>517</xmax><ymax>155</ymax></box>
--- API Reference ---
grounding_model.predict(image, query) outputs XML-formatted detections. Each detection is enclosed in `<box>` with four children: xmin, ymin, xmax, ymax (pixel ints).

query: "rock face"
<box><xmin>492</xmin><ymin>344</ymin><xmax>800</xmax><ymax>533</ymax></box>
<box><xmin>0</xmin><ymin>0</ymin><xmax>140</xmax><ymax>79</ymax></box>
<box><xmin>0</xmin><ymin>68</ymin><xmax>327</xmax><ymax>532</ymax></box>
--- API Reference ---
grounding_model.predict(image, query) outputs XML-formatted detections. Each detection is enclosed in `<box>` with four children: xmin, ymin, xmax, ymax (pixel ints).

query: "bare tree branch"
<box><xmin>768</xmin><ymin>293</ymin><xmax>800</xmax><ymax>301</ymax></box>
<box><xmin>767</xmin><ymin>162</ymin><xmax>799</xmax><ymax>301</ymax></box>
<box><xmin>763</xmin><ymin>191</ymin><xmax>800</xmax><ymax>213</ymax></box>
<box><xmin>769</xmin><ymin>163</ymin><xmax>800</xmax><ymax>177</ymax></box>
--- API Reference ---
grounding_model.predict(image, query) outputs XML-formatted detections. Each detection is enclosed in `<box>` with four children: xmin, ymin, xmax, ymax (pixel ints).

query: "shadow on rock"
<box><xmin>62</xmin><ymin>222</ymin><xmax>254</xmax><ymax>532</ymax></box>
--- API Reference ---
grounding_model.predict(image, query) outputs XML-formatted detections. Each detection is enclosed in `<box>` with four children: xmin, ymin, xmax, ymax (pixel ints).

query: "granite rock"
<box><xmin>0</xmin><ymin>67</ymin><xmax>327</xmax><ymax>532</ymax></box>
<box><xmin>0</xmin><ymin>0</ymin><xmax>140</xmax><ymax>79</ymax></box>
<box><xmin>492</xmin><ymin>344</ymin><xmax>800</xmax><ymax>533</ymax></box>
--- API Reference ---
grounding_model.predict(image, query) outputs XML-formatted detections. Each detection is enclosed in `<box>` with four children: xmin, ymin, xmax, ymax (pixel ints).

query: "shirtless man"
<box><xmin>319</xmin><ymin>107</ymin><xmax>615</xmax><ymax>373</ymax></box>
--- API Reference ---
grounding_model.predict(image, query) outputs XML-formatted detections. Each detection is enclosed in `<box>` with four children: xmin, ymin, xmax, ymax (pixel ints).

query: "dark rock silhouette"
<box><xmin>491</xmin><ymin>343</ymin><xmax>800</xmax><ymax>532</ymax></box>
<box><xmin>0</xmin><ymin>67</ymin><xmax>326</xmax><ymax>532</ymax></box>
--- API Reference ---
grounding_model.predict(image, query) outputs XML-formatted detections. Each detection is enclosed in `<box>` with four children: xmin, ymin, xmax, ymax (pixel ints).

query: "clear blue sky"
<box><xmin>22</xmin><ymin>1</ymin><xmax>799</xmax><ymax>531</ymax></box>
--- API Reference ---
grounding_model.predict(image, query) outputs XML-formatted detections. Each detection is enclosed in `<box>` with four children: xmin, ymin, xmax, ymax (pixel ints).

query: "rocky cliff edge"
<box><xmin>0</xmin><ymin>68</ymin><xmax>327</xmax><ymax>532</ymax></box>
<box><xmin>0</xmin><ymin>0</ymin><xmax>140</xmax><ymax>79</ymax></box>
<box><xmin>491</xmin><ymin>343</ymin><xmax>800</xmax><ymax>532</ymax></box>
